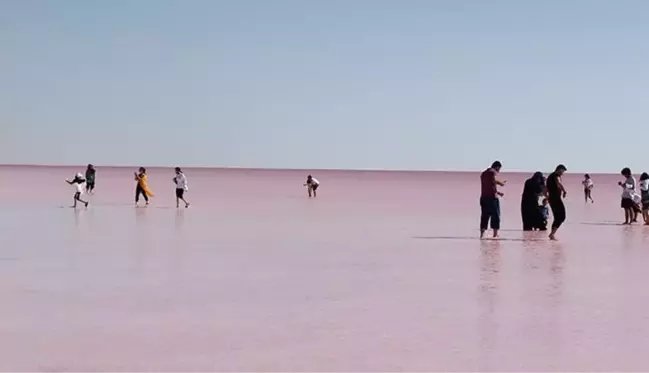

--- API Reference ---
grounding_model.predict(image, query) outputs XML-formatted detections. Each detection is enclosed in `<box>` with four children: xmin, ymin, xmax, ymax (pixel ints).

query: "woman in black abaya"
<box><xmin>521</xmin><ymin>172</ymin><xmax>547</xmax><ymax>231</ymax></box>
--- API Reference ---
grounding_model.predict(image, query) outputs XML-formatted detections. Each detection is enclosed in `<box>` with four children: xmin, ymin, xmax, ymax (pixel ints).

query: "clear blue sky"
<box><xmin>2</xmin><ymin>0</ymin><xmax>649</xmax><ymax>172</ymax></box>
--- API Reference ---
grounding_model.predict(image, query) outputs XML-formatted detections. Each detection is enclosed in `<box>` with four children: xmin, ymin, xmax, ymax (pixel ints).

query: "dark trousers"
<box><xmin>549</xmin><ymin>199</ymin><xmax>566</xmax><ymax>229</ymax></box>
<box><xmin>135</xmin><ymin>185</ymin><xmax>149</xmax><ymax>203</ymax></box>
<box><xmin>480</xmin><ymin>196</ymin><xmax>501</xmax><ymax>230</ymax></box>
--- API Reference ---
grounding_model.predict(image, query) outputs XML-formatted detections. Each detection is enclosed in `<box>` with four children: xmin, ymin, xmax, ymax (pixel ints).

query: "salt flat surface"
<box><xmin>1</xmin><ymin>166</ymin><xmax>649</xmax><ymax>371</ymax></box>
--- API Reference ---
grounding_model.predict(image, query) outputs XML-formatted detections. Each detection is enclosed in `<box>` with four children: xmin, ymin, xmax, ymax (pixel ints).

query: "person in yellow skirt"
<box><xmin>134</xmin><ymin>167</ymin><xmax>154</xmax><ymax>206</ymax></box>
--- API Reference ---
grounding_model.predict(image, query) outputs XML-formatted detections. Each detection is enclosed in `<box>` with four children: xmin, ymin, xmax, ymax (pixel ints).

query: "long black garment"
<box><xmin>521</xmin><ymin>173</ymin><xmax>546</xmax><ymax>231</ymax></box>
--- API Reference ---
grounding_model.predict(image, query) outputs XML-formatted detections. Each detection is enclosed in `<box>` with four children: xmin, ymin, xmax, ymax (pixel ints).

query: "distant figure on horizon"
<box><xmin>85</xmin><ymin>164</ymin><xmax>96</xmax><ymax>194</ymax></box>
<box><xmin>173</xmin><ymin>167</ymin><xmax>190</xmax><ymax>208</ymax></box>
<box><xmin>640</xmin><ymin>173</ymin><xmax>649</xmax><ymax>225</ymax></box>
<box><xmin>619</xmin><ymin>167</ymin><xmax>639</xmax><ymax>224</ymax></box>
<box><xmin>582</xmin><ymin>174</ymin><xmax>594</xmax><ymax>203</ymax></box>
<box><xmin>66</xmin><ymin>172</ymin><xmax>89</xmax><ymax>209</ymax></box>
<box><xmin>480</xmin><ymin>161</ymin><xmax>505</xmax><ymax>239</ymax></box>
<box><xmin>134</xmin><ymin>167</ymin><xmax>154</xmax><ymax>207</ymax></box>
<box><xmin>547</xmin><ymin>164</ymin><xmax>567</xmax><ymax>241</ymax></box>
<box><xmin>521</xmin><ymin>171</ymin><xmax>547</xmax><ymax>231</ymax></box>
<box><xmin>304</xmin><ymin>175</ymin><xmax>320</xmax><ymax>198</ymax></box>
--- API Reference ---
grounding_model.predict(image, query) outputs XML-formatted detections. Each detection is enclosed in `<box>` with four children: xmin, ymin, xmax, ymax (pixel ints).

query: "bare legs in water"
<box><xmin>72</xmin><ymin>192</ymin><xmax>88</xmax><ymax>209</ymax></box>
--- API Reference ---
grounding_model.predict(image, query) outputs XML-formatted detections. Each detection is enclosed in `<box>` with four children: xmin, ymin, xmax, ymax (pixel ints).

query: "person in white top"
<box><xmin>173</xmin><ymin>167</ymin><xmax>190</xmax><ymax>208</ymax></box>
<box><xmin>582</xmin><ymin>174</ymin><xmax>594</xmax><ymax>203</ymax></box>
<box><xmin>304</xmin><ymin>175</ymin><xmax>320</xmax><ymax>198</ymax></box>
<box><xmin>619</xmin><ymin>167</ymin><xmax>639</xmax><ymax>224</ymax></box>
<box><xmin>65</xmin><ymin>172</ymin><xmax>89</xmax><ymax>208</ymax></box>
<box><xmin>640</xmin><ymin>172</ymin><xmax>649</xmax><ymax>225</ymax></box>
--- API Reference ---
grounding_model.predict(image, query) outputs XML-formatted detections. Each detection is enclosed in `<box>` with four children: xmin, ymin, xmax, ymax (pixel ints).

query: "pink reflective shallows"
<box><xmin>1</xmin><ymin>166</ymin><xmax>649</xmax><ymax>371</ymax></box>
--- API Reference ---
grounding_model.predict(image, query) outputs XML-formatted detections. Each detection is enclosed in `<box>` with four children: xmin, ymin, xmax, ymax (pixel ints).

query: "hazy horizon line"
<box><xmin>0</xmin><ymin>163</ymin><xmax>621</xmax><ymax>175</ymax></box>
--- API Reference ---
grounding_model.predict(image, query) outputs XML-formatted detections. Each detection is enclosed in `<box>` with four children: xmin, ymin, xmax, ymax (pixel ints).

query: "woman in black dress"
<box><xmin>521</xmin><ymin>172</ymin><xmax>547</xmax><ymax>231</ymax></box>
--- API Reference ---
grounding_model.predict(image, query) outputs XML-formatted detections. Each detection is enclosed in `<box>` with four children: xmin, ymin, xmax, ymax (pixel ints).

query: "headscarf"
<box><xmin>523</xmin><ymin>171</ymin><xmax>545</xmax><ymax>200</ymax></box>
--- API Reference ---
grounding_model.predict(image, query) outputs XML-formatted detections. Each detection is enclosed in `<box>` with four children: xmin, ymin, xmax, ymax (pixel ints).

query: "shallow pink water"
<box><xmin>1</xmin><ymin>166</ymin><xmax>649</xmax><ymax>371</ymax></box>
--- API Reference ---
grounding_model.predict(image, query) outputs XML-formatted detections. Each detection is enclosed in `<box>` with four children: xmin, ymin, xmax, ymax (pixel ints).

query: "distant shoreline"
<box><xmin>0</xmin><ymin>163</ymin><xmax>617</xmax><ymax>175</ymax></box>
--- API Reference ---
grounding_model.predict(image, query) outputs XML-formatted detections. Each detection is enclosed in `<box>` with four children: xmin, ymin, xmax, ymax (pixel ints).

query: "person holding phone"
<box><xmin>134</xmin><ymin>167</ymin><xmax>154</xmax><ymax>206</ymax></box>
<box><xmin>173</xmin><ymin>167</ymin><xmax>190</xmax><ymax>208</ymax></box>
<box><xmin>480</xmin><ymin>161</ymin><xmax>506</xmax><ymax>239</ymax></box>
<box><xmin>619</xmin><ymin>167</ymin><xmax>639</xmax><ymax>224</ymax></box>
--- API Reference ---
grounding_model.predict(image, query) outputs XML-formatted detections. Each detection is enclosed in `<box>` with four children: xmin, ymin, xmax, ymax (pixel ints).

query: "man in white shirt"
<box><xmin>304</xmin><ymin>175</ymin><xmax>320</xmax><ymax>198</ymax></box>
<box><xmin>173</xmin><ymin>167</ymin><xmax>190</xmax><ymax>208</ymax></box>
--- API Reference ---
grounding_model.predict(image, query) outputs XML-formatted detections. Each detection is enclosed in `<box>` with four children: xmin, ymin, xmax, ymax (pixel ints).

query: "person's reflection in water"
<box><xmin>642</xmin><ymin>221</ymin><xmax>649</xmax><ymax>242</ymax></box>
<box><xmin>523</xmin><ymin>239</ymin><xmax>565</xmax><ymax>348</ymax></box>
<box><xmin>622</xmin><ymin>224</ymin><xmax>636</xmax><ymax>252</ymax></box>
<box><xmin>544</xmin><ymin>242</ymin><xmax>565</xmax><ymax>360</ymax></box>
<box><xmin>521</xmin><ymin>172</ymin><xmax>547</xmax><ymax>231</ymax></box>
<box><xmin>548</xmin><ymin>243</ymin><xmax>565</xmax><ymax>297</ymax></box>
<box><xmin>522</xmin><ymin>240</ymin><xmax>564</xmax><ymax>307</ymax></box>
<box><xmin>172</xmin><ymin>209</ymin><xmax>188</xmax><ymax>272</ymax></box>
<box><xmin>135</xmin><ymin>205</ymin><xmax>147</xmax><ymax>226</ymax></box>
<box><xmin>175</xmin><ymin>209</ymin><xmax>185</xmax><ymax>230</ymax></box>
<box><xmin>73</xmin><ymin>208</ymin><xmax>95</xmax><ymax>232</ymax></box>
<box><xmin>86</xmin><ymin>207</ymin><xmax>96</xmax><ymax>230</ymax></box>
<box><xmin>477</xmin><ymin>240</ymin><xmax>501</xmax><ymax>366</ymax></box>
<box><xmin>73</xmin><ymin>208</ymin><xmax>81</xmax><ymax>228</ymax></box>
<box><xmin>132</xmin><ymin>206</ymin><xmax>150</xmax><ymax>272</ymax></box>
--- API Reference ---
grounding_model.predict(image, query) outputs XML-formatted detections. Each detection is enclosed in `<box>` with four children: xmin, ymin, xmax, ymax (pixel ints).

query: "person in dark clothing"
<box><xmin>640</xmin><ymin>172</ymin><xmax>649</xmax><ymax>225</ymax></box>
<box><xmin>85</xmin><ymin>164</ymin><xmax>96</xmax><ymax>194</ymax></box>
<box><xmin>521</xmin><ymin>171</ymin><xmax>547</xmax><ymax>231</ymax></box>
<box><xmin>546</xmin><ymin>164</ymin><xmax>567</xmax><ymax>241</ymax></box>
<box><xmin>480</xmin><ymin>161</ymin><xmax>506</xmax><ymax>239</ymax></box>
<box><xmin>582</xmin><ymin>174</ymin><xmax>594</xmax><ymax>203</ymax></box>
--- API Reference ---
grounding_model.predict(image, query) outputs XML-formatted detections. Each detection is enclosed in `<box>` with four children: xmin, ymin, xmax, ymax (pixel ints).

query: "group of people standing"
<box><xmin>480</xmin><ymin>162</ymin><xmax>649</xmax><ymax>240</ymax></box>
<box><xmin>618</xmin><ymin>168</ymin><xmax>649</xmax><ymax>225</ymax></box>
<box><xmin>480</xmin><ymin>161</ymin><xmax>568</xmax><ymax>241</ymax></box>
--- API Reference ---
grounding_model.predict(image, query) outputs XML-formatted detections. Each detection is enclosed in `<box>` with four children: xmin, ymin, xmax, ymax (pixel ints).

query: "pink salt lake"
<box><xmin>1</xmin><ymin>165</ymin><xmax>649</xmax><ymax>371</ymax></box>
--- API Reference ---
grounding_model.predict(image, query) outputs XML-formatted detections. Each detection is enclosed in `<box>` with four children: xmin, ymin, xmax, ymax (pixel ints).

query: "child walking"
<box><xmin>173</xmin><ymin>167</ymin><xmax>190</xmax><ymax>208</ymax></box>
<box><xmin>540</xmin><ymin>198</ymin><xmax>550</xmax><ymax>229</ymax></box>
<box><xmin>66</xmin><ymin>173</ymin><xmax>89</xmax><ymax>208</ymax></box>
